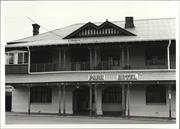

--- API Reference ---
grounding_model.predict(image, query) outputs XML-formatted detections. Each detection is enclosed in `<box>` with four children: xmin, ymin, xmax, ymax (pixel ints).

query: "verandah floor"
<box><xmin>6</xmin><ymin>112</ymin><xmax>175</xmax><ymax>124</ymax></box>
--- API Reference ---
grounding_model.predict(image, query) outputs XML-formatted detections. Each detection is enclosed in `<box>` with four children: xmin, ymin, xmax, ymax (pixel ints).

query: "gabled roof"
<box><xmin>6</xmin><ymin>18</ymin><xmax>176</xmax><ymax>48</ymax></box>
<box><xmin>63</xmin><ymin>20</ymin><xmax>136</xmax><ymax>39</ymax></box>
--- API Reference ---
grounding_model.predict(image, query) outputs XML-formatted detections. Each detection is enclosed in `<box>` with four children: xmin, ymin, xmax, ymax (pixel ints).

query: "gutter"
<box><xmin>167</xmin><ymin>40</ymin><xmax>171</xmax><ymax>70</ymax></box>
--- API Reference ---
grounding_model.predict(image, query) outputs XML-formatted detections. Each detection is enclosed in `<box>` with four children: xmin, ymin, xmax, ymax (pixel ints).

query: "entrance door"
<box><xmin>5</xmin><ymin>92</ymin><xmax>12</xmax><ymax>112</ymax></box>
<box><xmin>73</xmin><ymin>86</ymin><xmax>90</xmax><ymax>115</ymax></box>
<box><xmin>102</xmin><ymin>86</ymin><xmax>123</xmax><ymax>116</ymax></box>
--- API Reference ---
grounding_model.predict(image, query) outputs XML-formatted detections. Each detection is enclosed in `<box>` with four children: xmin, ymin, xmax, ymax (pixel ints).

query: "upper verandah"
<box><xmin>6</xmin><ymin>17</ymin><xmax>176</xmax><ymax>48</ymax></box>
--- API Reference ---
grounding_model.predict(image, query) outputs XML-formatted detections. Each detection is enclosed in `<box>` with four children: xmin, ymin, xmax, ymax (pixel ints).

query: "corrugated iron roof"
<box><xmin>6</xmin><ymin>18</ymin><xmax>176</xmax><ymax>48</ymax></box>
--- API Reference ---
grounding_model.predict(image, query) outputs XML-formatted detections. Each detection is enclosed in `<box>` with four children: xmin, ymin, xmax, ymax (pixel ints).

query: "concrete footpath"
<box><xmin>6</xmin><ymin>112</ymin><xmax>176</xmax><ymax>124</ymax></box>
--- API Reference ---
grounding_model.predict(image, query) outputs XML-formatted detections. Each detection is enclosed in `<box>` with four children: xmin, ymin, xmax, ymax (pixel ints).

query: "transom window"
<box><xmin>102</xmin><ymin>86</ymin><xmax>122</xmax><ymax>103</ymax></box>
<box><xmin>30</xmin><ymin>86</ymin><xmax>52</xmax><ymax>103</ymax></box>
<box><xmin>146</xmin><ymin>85</ymin><xmax>166</xmax><ymax>104</ymax></box>
<box><xmin>5</xmin><ymin>51</ymin><xmax>28</xmax><ymax>65</ymax></box>
<box><xmin>145</xmin><ymin>47</ymin><xmax>166</xmax><ymax>65</ymax></box>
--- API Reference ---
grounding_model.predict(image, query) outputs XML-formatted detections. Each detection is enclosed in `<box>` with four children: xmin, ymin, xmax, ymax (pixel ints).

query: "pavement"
<box><xmin>6</xmin><ymin>112</ymin><xmax>176</xmax><ymax>124</ymax></box>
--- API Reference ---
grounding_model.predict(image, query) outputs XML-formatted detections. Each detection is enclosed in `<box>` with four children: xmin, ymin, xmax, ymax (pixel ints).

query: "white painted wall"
<box><xmin>11</xmin><ymin>84</ymin><xmax>176</xmax><ymax>118</ymax></box>
<box><xmin>129</xmin><ymin>84</ymin><xmax>176</xmax><ymax>118</ymax></box>
<box><xmin>65</xmin><ymin>86</ymin><xmax>73</xmax><ymax>114</ymax></box>
<box><xmin>171</xmin><ymin>90</ymin><xmax>176</xmax><ymax>118</ymax></box>
<box><xmin>12</xmin><ymin>87</ymin><xmax>29</xmax><ymax>112</ymax></box>
<box><xmin>30</xmin><ymin>86</ymin><xmax>59</xmax><ymax>114</ymax></box>
<box><xmin>96</xmin><ymin>87</ymin><xmax>103</xmax><ymax>115</ymax></box>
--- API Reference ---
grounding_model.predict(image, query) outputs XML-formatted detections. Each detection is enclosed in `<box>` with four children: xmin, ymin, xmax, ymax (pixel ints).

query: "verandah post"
<box><xmin>63</xmin><ymin>83</ymin><xmax>66</xmax><ymax>115</ymax></box>
<box><xmin>121</xmin><ymin>47</ymin><xmax>124</xmax><ymax>69</ymax></box>
<box><xmin>28</xmin><ymin>85</ymin><xmax>31</xmax><ymax>115</ymax></box>
<box><xmin>58</xmin><ymin>84</ymin><xmax>61</xmax><ymax>115</ymax></box>
<box><xmin>89</xmin><ymin>47</ymin><xmax>93</xmax><ymax>70</ymax></box>
<box><xmin>63</xmin><ymin>48</ymin><xmax>66</xmax><ymax>71</ymax></box>
<box><xmin>121</xmin><ymin>84</ymin><xmax>125</xmax><ymax>117</ymax></box>
<box><xmin>58</xmin><ymin>48</ymin><xmax>62</xmax><ymax>70</ymax></box>
<box><xmin>168</xmin><ymin>85</ymin><xmax>172</xmax><ymax>120</ymax></box>
<box><xmin>127</xmin><ymin>84</ymin><xmax>130</xmax><ymax>117</ymax></box>
<box><xmin>89</xmin><ymin>84</ymin><xmax>93</xmax><ymax>117</ymax></box>
<box><xmin>127</xmin><ymin>46</ymin><xmax>130</xmax><ymax>69</ymax></box>
<box><xmin>94</xmin><ymin>84</ymin><xmax>97</xmax><ymax>116</ymax></box>
<box><xmin>94</xmin><ymin>48</ymin><xmax>97</xmax><ymax>69</ymax></box>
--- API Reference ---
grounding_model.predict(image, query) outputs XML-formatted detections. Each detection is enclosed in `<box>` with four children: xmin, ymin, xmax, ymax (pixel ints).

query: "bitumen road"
<box><xmin>6</xmin><ymin>112</ymin><xmax>176</xmax><ymax>124</ymax></box>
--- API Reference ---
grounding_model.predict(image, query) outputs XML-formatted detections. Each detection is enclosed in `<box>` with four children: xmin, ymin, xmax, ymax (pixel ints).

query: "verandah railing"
<box><xmin>30</xmin><ymin>61</ymin><xmax>124</xmax><ymax>72</ymax></box>
<box><xmin>30</xmin><ymin>61</ymin><xmax>91</xmax><ymax>72</ymax></box>
<box><xmin>31</xmin><ymin>63</ymin><xmax>60</xmax><ymax>72</ymax></box>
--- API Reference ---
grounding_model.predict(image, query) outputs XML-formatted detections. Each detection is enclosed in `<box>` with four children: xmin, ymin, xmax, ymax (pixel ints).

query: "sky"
<box><xmin>1</xmin><ymin>1</ymin><xmax>179</xmax><ymax>43</ymax></box>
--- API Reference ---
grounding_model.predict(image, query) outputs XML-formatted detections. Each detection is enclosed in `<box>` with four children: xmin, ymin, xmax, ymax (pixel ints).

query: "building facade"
<box><xmin>5</xmin><ymin>17</ymin><xmax>176</xmax><ymax>119</ymax></box>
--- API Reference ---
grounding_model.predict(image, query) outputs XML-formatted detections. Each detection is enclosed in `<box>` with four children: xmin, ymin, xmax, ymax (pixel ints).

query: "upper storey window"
<box><xmin>64</xmin><ymin>20</ymin><xmax>136</xmax><ymax>39</ymax></box>
<box><xmin>5</xmin><ymin>50</ymin><xmax>28</xmax><ymax>65</ymax></box>
<box><xmin>145</xmin><ymin>47</ymin><xmax>166</xmax><ymax>65</ymax></box>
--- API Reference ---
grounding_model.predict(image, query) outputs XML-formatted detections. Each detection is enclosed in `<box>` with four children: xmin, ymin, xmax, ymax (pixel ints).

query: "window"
<box><xmin>30</xmin><ymin>86</ymin><xmax>52</xmax><ymax>103</ymax></box>
<box><xmin>102</xmin><ymin>86</ymin><xmax>122</xmax><ymax>103</ymax></box>
<box><xmin>5</xmin><ymin>51</ymin><xmax>28</xmax><ymax>65</ymax></box>
<box><xmin>102</xmin><ymin>56</ymin><xmax>120</xmax><ymax>66</ymax></box>
<box><xmin>6</xmin><ymin>53</ymin><xmax>14</xmax><ymax>64</ymax></box>
<box><xmin>24</xmin><ymin>53</ymin><xmax>28</xmax><ymax>63</ymax></box>
<box><xmin>145</xmin><ymin>47</ymin><xmax>166</xmax><ymax>65</ymax></box>
<box><xmin>146</xmin><ymin>85</ymin><xmax>166</xmax><ymax>104</ymax></box>
<box><xmin>18</xmin><ymin>53</ymin><xmax>23</xmax><ymax>64</ymax></box>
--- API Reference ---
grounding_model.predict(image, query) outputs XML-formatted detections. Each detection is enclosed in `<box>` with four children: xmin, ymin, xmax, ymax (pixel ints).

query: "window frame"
<box><xmin>145</xmin><ymin>47</ymin><xmax>166</xmax><ymax>65</ymax></box>
<box><xmin>5</xmin><ymin>50</ymin><xmax>28</xmax><ymax>65</ymax></box>
<box><xmin>30</xmin><ymin>86</ymin><xmax>52</xmax><ymax>103</ymax></box>
<box><xmin>146</xmin><ymin>85</ymin><xmax>167</xmax><ymax>105</ymax></box>
<box><xmin>102</xmin><ymin>86</ymin><xmax>122</xmax><ymax>104</ymax></box>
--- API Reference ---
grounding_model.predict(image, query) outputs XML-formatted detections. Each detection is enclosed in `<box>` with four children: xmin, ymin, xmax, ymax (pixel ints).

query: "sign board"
<box><xmin>88</xmin><ymin>74</ymin><xmax>105</xmax><ymax>81</ymax></box>
<box><xmin>117</xmin><ymin>74</ymin><xmax>138</xmax><ymax>81</ymax></box>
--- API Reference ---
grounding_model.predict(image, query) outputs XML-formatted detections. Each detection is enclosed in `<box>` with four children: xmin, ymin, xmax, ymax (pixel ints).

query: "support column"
<box><xmin>94</xmin><ymin>48</ymin><xmax>97</xmax><ymax>69</ymax></box>
<box><xmin>168</xmin><ymin>85</ymin><xmax>172</xmax><ymax>120</ymax></box>
<box><xmin>126</xmin><ymin>84</ymin><xmax>130</xmax><ymax>117</ymax></box>
<box><xmin>58</xmin><ymin>84</ymin><xmax>62</xmax><ymax>115</ymax></box>
<box><xmin>63</xmin><ymin>84</ymin><xmax>66</xmax><ymax>115</ymax></box>
<box><xmin>121</xmin><ymin>47</ymin><xmax>125</xmax><ymax>69</ymax></box>
<box><xmin>94</xmin><ymin>84</ymin><xmax>98</xmax><ymax>116</ymax></box>
<box><xmin>127</xmin><ymin>47</ymin><xmax>130</xmax><ymax>69</ymax></box>
<box><xmin>89</xmin><ymin>48</ymin><xmax>93</xmax><ymax>70</ymax></box>
<box><xmin>121</xmin><ymin>85</ymin><xmax>125</xmax><ymax>117</ymax></box>
<box><xmin>28</xmin><ymin>86</ymin><xmax>31</xmax><ymax>115</ymax></box>
<box><xmin>89</xmin><ymin>85</ymin><xmax>93</xmax><ymax>117</ymax></box>
<box><xmin>63</xmin><ymin>49</ymin><xmax>66</xmax><ymax>71</ymax></box>
<box><xmin>58</xmin><ymin>49</ymin><xmax>62</xmax><ymax>70</ymax></box>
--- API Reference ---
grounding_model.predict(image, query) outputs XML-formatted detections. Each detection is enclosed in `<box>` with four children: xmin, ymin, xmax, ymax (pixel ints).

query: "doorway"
<box><xmin>102</xmin><ymin>86</ymin><xmax>123</xmax><ymax>116</ymax></box>
<box><xmin>5</xmin><ymin>92</ymin><xmax>12</xmax><ymax>112</ymax></box>
<box><xmin>73</xmin><ymin>86</ymin><xmax>90</xmax><ymax>115</ymax></box>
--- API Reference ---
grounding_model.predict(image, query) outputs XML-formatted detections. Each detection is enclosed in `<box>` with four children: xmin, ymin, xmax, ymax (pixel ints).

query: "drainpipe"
<box><xmin>167</xmin><ymin>40</ymin><xmax>171</xmax><ymax>70</ymax></box>
<box><xmin>27</xmin><ymin>46</ymin><xmax>31</xmax><ymax>74</ymax></box>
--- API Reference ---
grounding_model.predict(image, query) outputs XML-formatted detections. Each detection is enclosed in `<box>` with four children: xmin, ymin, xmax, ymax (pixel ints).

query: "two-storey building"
<box><xmin>5</xmin><ymin>17</ymin><xmax>176</xmax><ymax>119</ymax></box>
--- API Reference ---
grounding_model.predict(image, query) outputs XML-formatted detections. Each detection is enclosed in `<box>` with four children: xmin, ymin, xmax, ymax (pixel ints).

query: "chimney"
<box><xmin>32</xmin><ymin>24</ymin><xmax>40</xmax><ymax>36</ymax></box>
<box><xmin>125</xmin><ymin>17</ymin><xmax>135</xmax><ymax>28</ymax></box>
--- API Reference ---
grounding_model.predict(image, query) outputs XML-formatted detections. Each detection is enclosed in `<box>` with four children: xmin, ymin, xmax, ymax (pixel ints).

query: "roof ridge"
<box><xmin>110</xmin><ymin>17</ymin><xmax>175</xmax><ymax>23</ymax></box>
<box><xmin>134</xmin><ymin>17</ymin><xmax>175</xmax><ymax>21</ymax></box>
